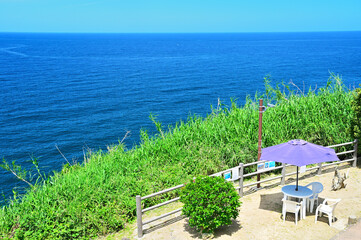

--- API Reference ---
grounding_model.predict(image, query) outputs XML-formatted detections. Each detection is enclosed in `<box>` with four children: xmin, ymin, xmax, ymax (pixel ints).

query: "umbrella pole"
<box><xmin>296</xmin><ymin>166</ymin><xmax>299</xmax><ymax>191</ymax></box>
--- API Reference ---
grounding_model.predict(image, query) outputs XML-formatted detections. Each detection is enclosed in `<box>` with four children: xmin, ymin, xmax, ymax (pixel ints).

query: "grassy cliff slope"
<box><xmin>0</xmin><ymin>76</ymin><xmax>355</xmax><ymax>239</ymax></box>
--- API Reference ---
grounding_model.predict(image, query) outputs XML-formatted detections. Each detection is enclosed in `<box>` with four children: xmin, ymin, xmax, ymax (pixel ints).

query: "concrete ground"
<box><xmin>331</xmin><ymin>218</ymin><xmax>361</xmax><ymax>240</ymax></box>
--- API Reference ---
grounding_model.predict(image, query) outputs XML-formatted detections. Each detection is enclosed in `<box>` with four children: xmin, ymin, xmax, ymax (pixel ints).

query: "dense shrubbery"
<box><xmin>181</xmin><ymin>176</ymin><xmax>240</xmax><ymax>233</ymax></box>
<box><xmin>350</xmin><ymin>85</ymin><xmax>361</xmax><ymax>154</ymax></box>
<box><xmin>0</xmin><ymin>75</ymin><xmax>355</xmax><ymax>239</ymax></box>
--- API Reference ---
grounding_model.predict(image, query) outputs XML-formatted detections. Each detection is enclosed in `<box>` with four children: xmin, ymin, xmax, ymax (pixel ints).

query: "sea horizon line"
<box><xmin>1</xmin><ymin>30</ymin><xmax>361</xmax><ymax>35</ymax></box>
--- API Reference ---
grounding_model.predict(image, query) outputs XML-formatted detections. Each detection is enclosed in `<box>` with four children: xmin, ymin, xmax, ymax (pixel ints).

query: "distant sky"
<box><xmin>0</xmin><ymin>0</ymin><xmax>360</xmax><ymax>33</ymax></box>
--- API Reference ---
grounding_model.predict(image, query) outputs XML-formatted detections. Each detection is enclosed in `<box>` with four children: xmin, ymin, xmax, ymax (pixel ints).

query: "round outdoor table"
<box><xmin>282</xmin><ymin>185</ymin><xmax>313</xmax><ymax>219</ymax></box>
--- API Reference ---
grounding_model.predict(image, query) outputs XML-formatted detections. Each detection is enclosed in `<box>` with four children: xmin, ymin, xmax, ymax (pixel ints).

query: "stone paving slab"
<box><xmin>331</xmin><ymin>218</ymin><xmax>361</xmax><ymax>240</ymax></box>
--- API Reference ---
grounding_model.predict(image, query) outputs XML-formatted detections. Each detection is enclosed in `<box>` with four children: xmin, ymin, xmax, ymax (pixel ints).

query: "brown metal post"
<box><xmin>257</xmin><ymin>99</ymin><xmax>263</xmax><ymax>188</ymax></box>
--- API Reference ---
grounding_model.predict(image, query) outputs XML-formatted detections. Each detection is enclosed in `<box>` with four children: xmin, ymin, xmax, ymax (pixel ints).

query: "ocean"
<box><xmin>0</xmin><ymin>32</ymin><xmax>360</xmax><ymax>201</ymax></box>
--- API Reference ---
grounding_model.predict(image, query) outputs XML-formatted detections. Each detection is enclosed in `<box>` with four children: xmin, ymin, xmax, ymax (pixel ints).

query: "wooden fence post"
<box><xmin>136</xmin><ymin>195</ymin><xmax>143</xmax><ymax>238</ymax></box>
<box><xmin>317</xmin><ymin>162</ymin><xmax>322</xmax><ymax>175</ymax></box>
<box><xmin>353</xmin><ymin>139</ymin><xmax>358</xmax><ymax>167</ymax></box>
<box><xmin>239</xmin><ymin>163</ymin><xmax>244</xmax><ymax>197</ymax></box>
<box><xmin>281</xmin><ymin>163</ymin><xmax>285</xmax><ymax>185</ymax></box>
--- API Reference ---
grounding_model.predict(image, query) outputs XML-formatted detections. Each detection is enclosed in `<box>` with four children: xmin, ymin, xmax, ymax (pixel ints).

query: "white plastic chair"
<box><xmin>315</xmin><ymin>198</ymin><xmax>341</xmax><ymax>226</ymax></box>
<box><xmin>305</xmin><ymin>182</ymin><xmax>323</xmax><ymax>213</ymax></box>
<box><xmin>282</xmin><ymin>197</ymin><xmax>303</xmax><ymax>225</ymax></box>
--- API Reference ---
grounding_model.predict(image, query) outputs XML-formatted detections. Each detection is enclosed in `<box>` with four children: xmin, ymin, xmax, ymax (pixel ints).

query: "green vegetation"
<box><xmin>350</xmin><ymin>85</ymin><xmax>361</xmax><ymax>154</ymax></box>
<box><xmin>181</xmin><ymin>176</ymin><xmax>240</xmax><ymax>234</ymax></box>
<box><xmin>0</xmin><ymin>75</ymin><xmax>356</xmax><ymax>239</ymax></box>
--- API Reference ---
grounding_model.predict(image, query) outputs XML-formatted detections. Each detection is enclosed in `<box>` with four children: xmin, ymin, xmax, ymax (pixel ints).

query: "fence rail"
<box><xmin>136</xmin><ymin>139</ymin><xmax>358</xmax><ymax>238</ymax></box>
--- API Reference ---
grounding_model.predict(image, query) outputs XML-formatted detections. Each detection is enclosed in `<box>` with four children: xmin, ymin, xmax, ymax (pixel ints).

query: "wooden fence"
<box><xmin>136</xmin><ymin>139</ymin><xmax>358</xmax><ymax>238</ymax></box>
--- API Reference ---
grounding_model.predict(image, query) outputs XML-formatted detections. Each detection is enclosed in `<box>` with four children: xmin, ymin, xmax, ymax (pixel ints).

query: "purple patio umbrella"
<box><xmin>261</xmin><ymin>139</ymin><xmax>339</xmax><ymax>191</ymax></box>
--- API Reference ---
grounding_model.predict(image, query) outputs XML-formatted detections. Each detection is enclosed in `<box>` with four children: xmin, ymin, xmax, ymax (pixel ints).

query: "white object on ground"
<box><xmin>315</xmin><ymin>198</ymin><xmax>341</xmax><ymax>226</ymax></box>
<box><xmin>305</xmin><ymin>182</ymin><xmax>324</xmax><ymax>213</ymax></box>
<box><xmin>282</xmin><ymin>197</ymin><xmax>303</xmax><ymax>225</ymax></box>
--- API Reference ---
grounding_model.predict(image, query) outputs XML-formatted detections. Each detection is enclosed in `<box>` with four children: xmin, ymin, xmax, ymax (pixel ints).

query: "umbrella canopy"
<box><xmin>261</xmin><ymin>139</ymin><xmax>339</xmax><ymax>191</ymax></box>
<box><xmin>261</xmin><ymin>139</ymin><xmax>339</xmax><ymax>167</ymax></box>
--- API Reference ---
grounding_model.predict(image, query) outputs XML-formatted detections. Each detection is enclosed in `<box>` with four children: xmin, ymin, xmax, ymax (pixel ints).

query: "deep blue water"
<box><xmin>0</xmin><ymin>32</ymin><xmax>360</xmax><ymax>201</ymax></box>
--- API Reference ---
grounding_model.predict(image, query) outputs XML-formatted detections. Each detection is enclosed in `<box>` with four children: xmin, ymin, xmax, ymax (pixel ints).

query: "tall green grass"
<box><xmin>0</xmin><ymin>75</ymin><xmax>355</xmax><ymax>239</ymax></box>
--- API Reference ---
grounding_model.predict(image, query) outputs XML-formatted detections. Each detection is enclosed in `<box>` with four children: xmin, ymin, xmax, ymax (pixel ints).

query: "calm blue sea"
<box><xmin>0</xmin><ymin>32</ymin><xmax>360</xmax><ymax>201</ymax></box>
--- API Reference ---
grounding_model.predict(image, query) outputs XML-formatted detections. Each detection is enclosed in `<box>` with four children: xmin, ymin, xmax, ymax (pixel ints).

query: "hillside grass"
<box><xmin>0</xmin><ymin>75</ymin><xmax>356</xmax><ymax>239</ymax></box>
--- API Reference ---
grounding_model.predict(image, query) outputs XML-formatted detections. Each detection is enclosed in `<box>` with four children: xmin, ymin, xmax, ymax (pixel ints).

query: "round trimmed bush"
<box><xmin>180</xmin><ymin>176</ymin><xmax>241</xmax><ymax>234</ymax></box>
